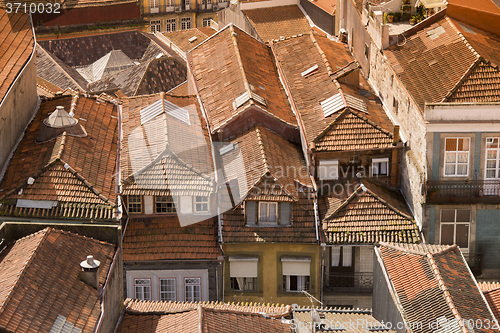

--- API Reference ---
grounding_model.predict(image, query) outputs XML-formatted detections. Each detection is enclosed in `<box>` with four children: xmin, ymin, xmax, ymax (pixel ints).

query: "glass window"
<box><xmin>485</xmin><ymin>137</ymin><xmax>500</xmax><ymax>179</ymax></box>
<box><xmin>318</xmin><ymin>160</ymin><xmax>339</xmax><ymax>180</ymax></box>
<box><xmin>444</xmin><ymin>138</ymin><xmax>470</xmax><ymax>177</ymax></box>
<box><xmin>128</xmin><ymin>195</ymin><xmax>142</xmax><ymax>213</ymax></box>
<box><xmin>194</xmin><ymin>196</ymin><xmax>209</xmax><ymax>213</ymax></box>
<box><xmin>230</xmin><ymin>277</ymin><xmax>257</xmax><ymax>291</ymax></box>
<box><xmin>258</xmin><ymin>202</ymin><xmax>278</xmax><ymax>224</ymax></box>
<box><xmin>440</xmin><ymin>209</ymin><xmax>470</xmax><ymax>250</ymax></box>
<box><xmin>372</xmin><ymin>158</ymin><xmax>389</xmax><ymax>176</ymax></box>
<box><xmin>181</xmin><ymin>17</ymin><xmax>191</xmax><ymax>30</ymax></box>
<box><xmin>184</xmin><ymin>278</ymin><xmax>201</xmax><ymax>302</ymax></box>
<box><xmin>134</xmin><ymin>279</ymin><xmax>151</xmax><ymax>300</ymax></box>
<box><xmin>331</xmin><ymin>246</ymin><xmax>353</xmax><ymax>267</ymax></box>
<box><xmin>202</xmin><ymin>18</ymin><xmax>211</xmax><ymax>27</ymax></box>
<box><xmin>156</xmin><ymin>196</ymin><xmax>176</xmax><ymax>213</ymax></box>
<box><xmin>165</xmin><ymin>18</ymin><xmax>177</xmax><ymax>32</ymax></box>
<box><xmin>150</xmin><ymin>20</ymin><xmax>161</xmax><ymax>33</ymax></box>
<box><xmin>283</xmin><ymin>275</ymin><xmax>310</xmax><ymax>292</ymax></box>
<box><xmin>160</xmin><ymin>278</ymin><xmax>176</xmax><ymax>301</ymax></box>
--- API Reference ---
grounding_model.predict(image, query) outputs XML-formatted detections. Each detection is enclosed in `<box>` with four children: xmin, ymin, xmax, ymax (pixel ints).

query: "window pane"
<box><xmin>331</xmin><ymin>247</ymin><xmax>341</xmax><ymax>267</ymax></box>
<box><xmin>380</xmin><ymin>161</ymin><xmax>388</xmax><ymax>175</ymax></box>
<box><xmin>342</xmin><ymin>246</ymin><xmax>353</xmax><ymax>267</ymax></box>
<box><xmin>456</xmin><ymin>164</ymin><xmax>468</xmax><ymax>175</ymax></box>
<box><xmin>456</xmin><ymin>210</ymin><xmax>470</xmax><ymax>222</ymax></box>
<box><xmin>441</xmin><ymin>209</ymin><xmax>455</xmax><ymax>222</ymax></box>
<box><xmin>456</xmin><ymin>224</ymin><xmax>469</xmax><ymax>249</ymax></box>
<box><xmin>458</xmin><ymin>138</ymin><xmax>469</xmax><ymax>151</ymax></box>
<box><xmin>269</xmin><ymin>203</ymin><xmax>277</xmax><ymax>222</ymax></box>
<box><xmin>487</xmin><ymin>170</ymin><xmax>496</xmax><ymax>178</ymax></box>
<box><xmin>445</xmin><ymin>152</ymin><xmax>457</xmax><ymax>163</ymax></box>
<box><xmin>259</xmin><ymin>203</ymin><xmax>268</xmax><ymax>221</ymax></box>
<box><xmin>445</xmin><ymin>138</ymin><xmax>457</xmax><ymax>151</ymax></box>
<box><xmin>440</xmin><ymin>224</ymin><xmax>454</xmax><ymax>245</ymax></box>
<box><xmin>444</xmin><ymin>164</ymin><xmax>455</xmax><ymax>175</ymax></box>
<box><xmin>289</xmin><ymin>275</ymin><xmax>298</xmax><ymax>291</ymax></box>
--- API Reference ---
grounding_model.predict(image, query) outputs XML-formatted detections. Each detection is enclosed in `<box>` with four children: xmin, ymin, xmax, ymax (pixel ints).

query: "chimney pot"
<box><xmin>80</xmin><ymin>255</ymin><xmax>100</xmax><ymax>288</ymax></box>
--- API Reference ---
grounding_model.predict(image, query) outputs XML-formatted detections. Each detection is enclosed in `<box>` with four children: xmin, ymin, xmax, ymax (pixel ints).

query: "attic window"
<box><xmin>321</xmin><ymin>93</ymin><xmax>345</xmax><ymax>117</ymax></box>
<box><xmin>301</xmin><ymin>64</ymin><xmax>319</xmax><ymax>78</ymax></box>
<box><xmin>188</xmin><ymin>36</ymin><xmax>198</xmax><ymax>43</ymax></box>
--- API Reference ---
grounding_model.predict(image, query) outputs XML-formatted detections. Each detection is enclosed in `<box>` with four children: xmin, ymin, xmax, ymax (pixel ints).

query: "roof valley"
<box><xmin>230</xmin><ymin>25</ymin><xmax>253</xmax><ymax>100</ymax></box>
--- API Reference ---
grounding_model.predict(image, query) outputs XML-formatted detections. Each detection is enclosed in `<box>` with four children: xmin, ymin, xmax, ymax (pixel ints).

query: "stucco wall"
<box><xmin>98</xmin><ymin>248</ymin><xmax>124</xmax><ymax>333</ymax></box>
<box><xmin>0</xmin><ymin>54</ymin><xmax>38</xmax><ymax>180</ymax></box>
<box><xmin>223</xmin><ymin>243</ymin><xmax>321</xmax><ymax>306</ymax></box>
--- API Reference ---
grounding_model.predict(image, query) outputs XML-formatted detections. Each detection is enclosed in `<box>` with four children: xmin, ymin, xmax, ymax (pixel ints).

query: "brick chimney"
<box><xmin>80</xmin><ymin>255</ymin><xmax>100</xmax><ymax>289</ymax></box>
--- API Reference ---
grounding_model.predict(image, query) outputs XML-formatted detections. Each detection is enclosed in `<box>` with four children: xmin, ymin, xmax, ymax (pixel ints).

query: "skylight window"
<box><xmin>301</xmin><ymin>64</ymin><xmax>319</xmax><ymax>78</ymax></box>
<box><xmin>220</xmin><ymin>143</ymin><xmax>237</xmax><ymax>155</ymax></box>
<box><xmin>321</xmin><ymin>93</ymin><xmax>345</xmax><ymax>117</ymax></box>
<box><xmin>188</xmin><ymin>36</ymin><xmax>198</xmax><ymax>43</ymax></box>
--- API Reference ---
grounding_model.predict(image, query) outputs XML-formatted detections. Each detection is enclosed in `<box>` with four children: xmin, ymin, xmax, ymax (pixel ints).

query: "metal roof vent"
<box><xmin>36</xmin><ymin>105</ymin><xmax>87</xmax><ymax>143</ymax></box>
<box><xmin>80</xmin><ymin>255</ymin><xmax>100</xmax><ymax>289</ymax></box>
<box><xmin>321</xmin><ymin>93</ymin><xmax>345</xmax><ymax>117</ymax></box>
<box><xmin>188</xmin><ymin>36</ymin><xmax>198</xmax><ymax>43</ymax></box>
<box><xmin>44</xmin><ymin>106</ymin><xmax>78</xmax><ymax>128</ymax></box>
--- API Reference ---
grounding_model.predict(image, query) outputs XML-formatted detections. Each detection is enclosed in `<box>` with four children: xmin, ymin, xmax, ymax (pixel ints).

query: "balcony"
<box><xmin>326</xmin><ymin>272</ymin><xmax>373</xmax><ymax>293</ymax></box>
<box><xmin>141</xmin><ymin>4</ymin><xmax>184</xmax><ymax>15</ymax></box>
<box><xmin>427</xmin><ymin>180</ymin><xmax>500</xmax><ymax>204</ymax></box>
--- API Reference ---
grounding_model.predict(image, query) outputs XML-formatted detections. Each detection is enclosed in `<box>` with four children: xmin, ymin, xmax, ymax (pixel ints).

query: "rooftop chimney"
<box><xmin>80</xmin><ymin>255</ymin><xmax>100</xmax><ymax>289</ymax></box>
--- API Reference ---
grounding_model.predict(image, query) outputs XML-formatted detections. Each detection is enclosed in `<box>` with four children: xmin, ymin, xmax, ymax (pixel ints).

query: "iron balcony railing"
<box><xmin>141</xmin><ymin>1</ymin><xmax>228</xmax><ymax>15</ymax></box>
<box><xmin>327</xmin><ymin>272</ymin><xmax>373</xmax><ymax>291</ymax></box>
<box><xmin>427</xmin><ymin>179</ymin><xmax>500</xmax><ymax>203</ymax></box>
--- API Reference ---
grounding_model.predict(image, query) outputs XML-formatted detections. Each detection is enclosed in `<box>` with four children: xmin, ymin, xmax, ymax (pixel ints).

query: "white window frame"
<box><xmin>128</xmin><ymin>195</ymin><xmax>142</xmax><ymax>214</ymax></box>
<box><xmin>444</xmin><ymin>137</ymin><xmax>470</xmax><ymax>177</ymax></box>
<box><xmin>159</xmin><ymin>278</ymin><xmax>176</xmax><ymax>301</ymax></box>
<box><xmin>202</xmin><ymin>17</ymin><xmax>211</xmax><ymax>27</ymax></box>
<box><xmin>184</xmin><ymin>277</ymin><xmax>201</xmax><ymax>302</ymax></box>
<box><xmin>258</xmin><ymin>201</ymin><xmax>278</xmax><ymax>224</ymax></box>
<box><xmin>134</xmin><ymin>278</ymin><xmax>151</xmax><ymax>300</ymax></box>
<box><xmin>165</xmin><ymin>18</ymin><xmax>177</xmax><ymax>31</ymax></box>
<box><xmin>194</xmin><ymin>196</ymin><xmax>209</xmax><ymax>213</ymax></box>
<box><xmin>149</xmin><ymin>0</ymin><xmax>159</xmax><ymax>12</ymax></box>
<box><xmin>318</xmin><ymin>159</ymin><xmax>339</xmax><ymax>180</ymax></box>
<box><xmin>150</xmin><ymin>20</ymin><xmax>161</xmax><ymax>33</ymax></box>
<box><xmin>181</xmin><ymin>17</ymin><xmax>192</xmax><ymax>30</ymax></box>
<box><xmin>485</xmin><ymin>137</ymin><xmax>500</xmax><ymax>179</ymax></box>
<box><xmin>439</xmin><ymin>209</ymin><xmax>471</xmax><ymax>252</ymax></box>
<box><xmin>372</xmin><ymin>157</ymin><xmax>389</xmax><ymax>176</ymax></box>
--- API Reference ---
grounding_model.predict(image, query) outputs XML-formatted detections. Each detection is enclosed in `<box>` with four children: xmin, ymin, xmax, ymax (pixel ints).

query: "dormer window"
<box><xmin>259</xmin><ymin>202</ymin><xmax>277</xmax><ymax>224</ymax></box>
<box><xmin>372</xmin><ymin>158</ymin><xmax>389</xmax><ymax>176</ymax></box>
<box><xmin>245</xmin><ymin>201</ymin><xmax>291</xmax><ymax>226</ymax></box>
<box><xmin>128</xmin><ymin>195</ymin><xmax>142</xmax><ymax>214</ymax></box>
<box><xmin>194</xmin><ymin>196</ymin><xmax>209</xmax><ymax>213</ymax></box>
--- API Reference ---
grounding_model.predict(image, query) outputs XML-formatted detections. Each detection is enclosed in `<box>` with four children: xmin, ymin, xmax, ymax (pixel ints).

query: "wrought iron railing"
<box><xmin>427</xmin><ymin>180</ymin><xmax>500</xmax><ymax>202</ymax></box>
<box><xmin>327</xmin><ymin>272</ymin><xmax>373</xmax><ymax>291</ymax></box>
<box><xmin>141</xmin><ymin>1</ymin><xmax>228</xmax><ymax>15</ymax></box>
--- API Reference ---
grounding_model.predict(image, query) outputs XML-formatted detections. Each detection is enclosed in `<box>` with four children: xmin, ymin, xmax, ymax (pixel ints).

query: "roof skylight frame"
<box><xmin>301</xmin><ymin>64</ymin><xmax>319</xmax><ymax>78</ymax></box>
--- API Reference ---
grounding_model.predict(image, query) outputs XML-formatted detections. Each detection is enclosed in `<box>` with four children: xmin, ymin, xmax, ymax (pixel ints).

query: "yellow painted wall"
<box><xmin>223</xmin><ymin>243</ymin><xmax>321</xmax><ymax>306</ymax></box>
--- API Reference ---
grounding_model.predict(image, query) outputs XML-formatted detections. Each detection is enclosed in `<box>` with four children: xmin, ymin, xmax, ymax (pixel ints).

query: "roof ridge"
<box><xmin>426</xmin><ymin>253</ymin><xmax>469</xmax><ymax>333</ymax></box>
<box><xmin>133</xmin><ymin>59</ymin><xmax>152</xmax><ymax>96</ymax></box>
<box><xmin>229</xmin><ymin>25</ymin><xmax>253</xmax><ymax>99</ymax></box>
<box><xmin>255</xmin><ymin>126</ymin><xmax>270</xmax><ymax>173</ymax></box>
<box><xmin>310</xmin><ymin>33</ymin><xmax>333</xmax><ymax>76</ymax></box>
<box><xmin>37</xmin><ymin>45</ymin><xmax>87</xmax><ymax>91</ymax></box>
<box><xmin>57</xmin><ymin>158</ymin><xmax>114</xmax><ymax>205</ymax></box>
<box><xmin>0</xmin><ymin>227</ymin><xmax>51</xmax><ymax>316</ymax></box>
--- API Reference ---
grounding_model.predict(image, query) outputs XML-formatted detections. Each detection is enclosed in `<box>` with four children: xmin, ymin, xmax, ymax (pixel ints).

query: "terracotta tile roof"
<box><xmin>118</xmin><ymin>299</ymin><xmax>291</xmax><ymax>332</ymax></box>
<box><xmin>313</xmin><ymin>109</ymin><xmax>394</xmax><ymax>152</ymax></box>
<box><xmin>120</xmin><ymin>93</ymin><xmax>214</xmax><ymax>197</ymax></box>
<box><xmin>481</xmin><ymin>287</ymin><xmax>500</xmax><ymax>320</ymax></box>
<box><xmin>272</xmin><ymin>34</ymin><xmax>395</xmax><ymax>149</ymax></box>
<box><xmin>38</xmin><ymin>30</ymin><xmax>174</xmax><ymax>68</ymax></box>
<box><xmin>293</xmin><ymin>307</ymin><xmax>396</xmax><ymax>333</ymax></box>
<box><xmin>479</xmin><ymin>281</ymin><xmax>500</xmax><ymax>292</ymax></box>
<box><xmin>160</xmin><ymin>28</ymin><xmax>210</xmax><ymax>52</ymax></box>
<box><xmin>0</xmin><ymin>94</ymin><xmax>118</xmax><ymax>220</ymax></box>
<box><xmin>123</xmin><ymin>216</ymin><xmax>220</xmax><ymax>261</ymax></box>
<box><xmin>36</xmin><ymin>76</ymin><xmax>63</xmax><ymax>98</ymax></box>
<box><xmin>378</xmin><ymin>243</ymin><xmax>497</xmax><ymax>331</ymax></box>
<box><xmin>243</xmin><ymin>5</ymin><xmax>311</xmax><ymax>43</ymax></box>
<box><xmin>384</xmin><ymin>17</ymin><xmax>481</xmax><ymax>110</ymax></box>
<box><xmin>89</xmin><ymin>56</ymin><xmax>186</xmax><ymax>96</ymax></box>
<box><xmin>220</xmin><ymin>125</ymin><xmax>311</xmax><ymax>201</ymax></box>
<box><xmin>322</xmin><ymin>181</ymin><xmax>420</xmax><ymax>244</ymax></box>
<box><xmin>0</xmin><ymin>11</ymin><xmax>34</xmax><ymax>104</ymax></box>
<box><xmin>0</xmin><ymin>227</ymin><xmax>115</xmax><ymax>333</ymax></box>
<box><xmin>305</xmin><ymin>0</ymin><xmax>336</xmax><ymax>15</ymax></box>
<box><xmin>36</xmin><ymin>45</ymin><xmax>89</xmax><ymax>92</ymax></box>
<box><xmin>188</xmin><ymin>24</ymin><xmax>297</xmax><ymax>133</ymax></box>
<box><xmin>123</xmin><ymin>298</ymin><xmax>291</xmax><ymax>316</ymax></box>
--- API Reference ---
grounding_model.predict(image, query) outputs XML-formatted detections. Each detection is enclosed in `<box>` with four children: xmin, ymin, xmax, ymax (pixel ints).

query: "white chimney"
<box><xmin>80</xmin><ymin>255</ymin><xmax>100</xmax><ymax>289</ymax></box>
